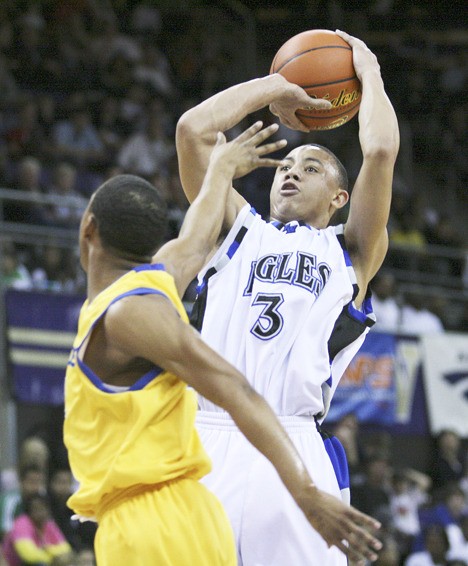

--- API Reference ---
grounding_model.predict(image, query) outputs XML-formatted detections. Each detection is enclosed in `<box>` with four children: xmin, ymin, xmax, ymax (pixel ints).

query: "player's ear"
<box><xmin>332</xmin><ymin>189</ymin><xmax>349</xmax><ymax>209</ymax></box>
<box><xmin>82</xmin><ymin>212</ymin><xmax>98</xmax><ymax>240</ymax></box>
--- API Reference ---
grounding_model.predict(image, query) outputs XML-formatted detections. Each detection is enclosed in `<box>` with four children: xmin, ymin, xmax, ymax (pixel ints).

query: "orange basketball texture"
<box><xmin>270</xmin><ymin>29</ymin><xmax>361</xmax><ymax>130</ymax></box>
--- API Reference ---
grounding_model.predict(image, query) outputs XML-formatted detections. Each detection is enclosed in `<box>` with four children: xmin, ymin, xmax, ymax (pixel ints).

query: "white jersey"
<box><xmin>192</xmin><ymin>204</ymin><xmax>375</xmax><ymax>419</ymax></box>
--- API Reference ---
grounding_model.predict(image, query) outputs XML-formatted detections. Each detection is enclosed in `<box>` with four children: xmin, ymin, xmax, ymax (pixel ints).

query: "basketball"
<box><xmin>270</xmin><ymin>29</ymin><xmax>361</xmax><ymax>130</ymax></box>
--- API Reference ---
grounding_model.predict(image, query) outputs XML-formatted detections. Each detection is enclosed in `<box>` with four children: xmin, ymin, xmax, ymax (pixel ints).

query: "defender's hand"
<box><xmin>209</xmin><ymin>121</ymin><xmax>287</xmax><ymax>180</ymax></box>
<box><xmin>269</xmin><ymin>74</ymin><xmax>331</xmax><ymax>132</ymax></box>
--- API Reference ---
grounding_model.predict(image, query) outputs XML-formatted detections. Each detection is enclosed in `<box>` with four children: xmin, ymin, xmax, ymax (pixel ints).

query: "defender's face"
<box><xmin>270</xmin><ymin>145</ymin><xmax>341</xmax><ymax>228</ymax></box>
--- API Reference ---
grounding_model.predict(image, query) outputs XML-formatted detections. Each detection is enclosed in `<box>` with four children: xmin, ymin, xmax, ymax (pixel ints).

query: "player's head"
<box><xmin>269</xmin><ymin>144</ymin><xmax>349</xmax><ymax>228</ymax></box>
<box><xmin>80</xmin><ymin>174</ymin><xmax>167</xmax><ymax>270</ymax></box>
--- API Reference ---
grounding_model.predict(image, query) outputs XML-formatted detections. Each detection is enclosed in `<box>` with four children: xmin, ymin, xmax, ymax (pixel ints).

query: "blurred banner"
<box><xmin>421</xmin><ymin>333</ymin><xmax>468</xmax><ymax>437</ymax></box>
<box><xmin>327</xmin><ymin>332</ymin><xmax>423</xmax><ymax>426</ymax></box>
<box><xmin>5</xmin><ymin>289</ymin><xmax>83</xmax><ymax>405</ymax></box>
<box><xmin>3</xmin><ymin>291</ymin><xmax>466</xmax><ymax>438</ymax></box>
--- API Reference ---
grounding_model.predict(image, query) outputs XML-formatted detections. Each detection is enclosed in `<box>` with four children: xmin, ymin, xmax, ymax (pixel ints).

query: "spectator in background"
<box><xmin>389</xmin><ymin>209</ymin><xmax>427</xmax><ymax>272</ymax></box>
<box><xmin>0</xmin><ymin>465</ymin><xmax>46</xmax><ymax>542</ymax></box>
<box><xmin>375</xmin><ymin>534</ymin><xmax>402</xmax><ymax>566</ymax></box>
<box><xmin>118</xmin><ymin>82</ymin><xmax>150</xmax><ymax>134</ymax></box>
<box><xmin>117</xmin><ymin>111</ymin><xmax>174</xmax><ymax>179</ymax></box>
<box><xmin>133</xmin><ymin>40</ymin><xmax>176</xmax><ymax>98</ymax></box>
<box><xmin>0</xmin><ymin>242</ymin><xmax>32</xmax><ymax>290</ymax></box>
<box><xmin>9</xmin><ymin>8</ymin><xmax>56</xmax><ymax>92</ymax></box>
<box><xmin>390</xmin><ymin>468</ymin><xmax>432</xmax><ymax>559</ymax></box>
<box><xmin>3</xmin><ymin>157</ymin><xmax>48</xmax><ymax>225</ymax></box>
<box><xmin>4</xmin><ymin>98</ymin><xmax>46</xmax><ymax>161</ymax></box>
<box><xmin>447</xmin><ymin>513</ymin><xmax>468</xmax><ymax>564</ymax></box>
<box><xmin>31</xmin><ymin>245</ymin><xmax>78</xmax><ymax>293</ymax></box>
<box><xmin>95</xmin><ymin>96</ymin><xmax>125</xmax><ymax>165</ymax></box>
<box><xmin>400</xmin><ymin>292</ymin><xmax>444</xmax><ymax>334</ymax></box>
<box><xmin>45</xmin><ymin>162</ymin><xmax>87</xmax><ymax>228</ymax></box>
<box><xmin>0</xmin><ymin>53</ymin><xmax>19</xmax><ymax>108</ymax></box>
<box><xmin>371</xmin><ymin>271</ymin><xmax>402</xmax><ymax>333</ymax></box>
<box><xmin>51</xmin><ymin>105</ymin><xmax>105</xmax><ymax>170</ymax></box>
<box><xmin>431</xmin><ymin>430</ymin><xmax>465</xmax><ymax>493</ymax></box>
<box><xmin>352</xmin><ymin>453</ymin><xmax>393</xmax><ymax>527</ymax></box>
<box><xmin>423</xmin><ymin>214</ymin><xmax>466</xmax><ymax>281</ymax></box>
<box><xmin>405</xmin><ymin>524</ymin><xmax>450</xmax><ymax>566</ymax></box>
<box><xmin>47</xmin><ymin>469</ymin><xmax>78</xmax><ymax>552</ymax></box>
<box><xmin>18</xmin><ymin>438</ymin><xmax>49</xmax><ymax>479</ymax></box>
<box><xmin>2</xmin><ymin>493</ymin><xmax>74</xmax><ymax>566</ymax></box>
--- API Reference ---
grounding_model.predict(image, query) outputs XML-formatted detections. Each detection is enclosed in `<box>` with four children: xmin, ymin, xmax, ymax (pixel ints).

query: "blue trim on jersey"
<box><xmin>76</xmin><ymin>289</ymin><xmax>169</xmax><ymax>351</ymax></box>
<box><xmin>133</xmin><ymin>263</ymin><xmax>165</xmax><ymax>272</ymax></box>
<box><xmin>323</xmin><ymin>436</ymin><xmax>350</xmax><ymax>490</ymax></box>
<box><xmin>341</xmin><ymin>247</ymin><xmax>353</xmax><ymax>267</ymax></box>
<box><xmin>227</xmin><ymin>239</ymin><xmax>240</xmax><ymax>259</ymax></box>
<box><xmin>77</xmin><ymin>357</ymin><xmax>162</xmax><ymax>393</ymax></box>
<box><xmin>347</xmin><ymin>301</ymin><xmax>368</xmax><ymax>324</ymax></box>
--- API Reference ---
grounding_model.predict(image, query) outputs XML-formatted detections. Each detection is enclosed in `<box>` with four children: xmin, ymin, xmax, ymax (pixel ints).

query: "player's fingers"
<box><xmin>246</xmin><ymin>123</ymin><xmax>281</xmax><ymax>146</ymax></box>
<box><xmin>256</xmin><ymin>158</ymin><xmax>286</xmax><ymax>168</ymax></box>
<box><xmin>285</xmin><ymin>115</ymin><xmax>311</xmax><ymax>132</ymax></box>
<box><xmin>336</xmin><ymin>29</ymin><xmax>369</xmax><ymax>51</ymax></box>
<box><xmin>345</xmin><ymin>524</ymin><xmax>382</xmax><ymax>562</ymax></box>
<box><xmin>255</xmin><ymin>139</ymin><xmax>287</xmax><ymax>155</ymax></box>
<box><xmin>348</xmin><ymin>508</ymin><xmax>381</xmax><ymax>533</ymax></box>
<box><xmin>235</xmin><ymin>120</ymin><xmax>264</xmax><ymax>141</ymax></box>
<box><xmin>302</xmin><ymin>97</ymin><xmax>332</xmax><ymax>111</ymax></box>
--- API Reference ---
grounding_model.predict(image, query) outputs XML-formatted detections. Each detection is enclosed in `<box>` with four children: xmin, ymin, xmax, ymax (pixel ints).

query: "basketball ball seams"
<box><xmin>299</xmin><ymin>75</ymin><xmax>358</xmax><ymax>89</ymax></box>
<box><xmin>272</xmin><ymin>45</ymin><xmax>352</xmax><ymax>74</ymax></box>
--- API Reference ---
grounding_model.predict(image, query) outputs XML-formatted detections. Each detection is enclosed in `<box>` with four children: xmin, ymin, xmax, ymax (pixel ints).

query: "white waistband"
<box><xmin>196</xmin><ymin>410</ymin><xmax>317</xmax><ymax>432</ymax></box>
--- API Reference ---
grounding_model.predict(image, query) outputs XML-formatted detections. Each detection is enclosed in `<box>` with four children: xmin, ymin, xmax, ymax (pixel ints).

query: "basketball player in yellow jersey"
<box><xmin>64</xmin><ymin>122</ymin><xmax>383</xmax><ymax>566</ymax></box>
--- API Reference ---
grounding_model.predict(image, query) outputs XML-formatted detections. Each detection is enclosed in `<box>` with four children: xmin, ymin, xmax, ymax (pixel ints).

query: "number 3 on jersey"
<box><xmin>250</xmin><ymin>293</ymin><xmax>284</xmax><ymax>340</ymax></box>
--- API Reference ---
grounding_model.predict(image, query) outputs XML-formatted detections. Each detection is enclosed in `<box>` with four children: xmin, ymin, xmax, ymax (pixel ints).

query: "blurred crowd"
<box><xmin>0</xmin><ymin>0</ymin><xmax>468</xmax><ymax>332</ymax></box>
<box><xmin>331</xmin><ymin>415</ymin><xmax>468</xmax><ymax>566</ymax></box>
<box><xmin>0</xmin><ymin>420</ymin><xmax>466</xmax><ymax>566</ymax></box>
<box><xmin>0</xmin><ymin>1</ymin><xmax>466</xmax><ymax>329</ymax></box>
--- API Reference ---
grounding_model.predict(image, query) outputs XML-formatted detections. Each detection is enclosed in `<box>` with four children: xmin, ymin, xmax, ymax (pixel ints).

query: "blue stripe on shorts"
<box><xmin>323</xmin><ymin>435</ymin><xmax>350</xmax><ymax>491</ymax></box>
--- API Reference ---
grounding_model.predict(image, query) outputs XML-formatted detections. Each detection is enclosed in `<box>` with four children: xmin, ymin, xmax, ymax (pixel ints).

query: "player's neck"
<box><xmin>86</xmin><ymin>255</ymin><xmax>140</xmax><ymax>302</ymax></box>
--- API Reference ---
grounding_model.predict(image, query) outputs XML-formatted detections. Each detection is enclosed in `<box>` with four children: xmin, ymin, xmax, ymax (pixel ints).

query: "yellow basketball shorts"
<box><xmin>94</xmin><ymin>478</ymin><xmax>236</xmax><ymax>565</ymax></box>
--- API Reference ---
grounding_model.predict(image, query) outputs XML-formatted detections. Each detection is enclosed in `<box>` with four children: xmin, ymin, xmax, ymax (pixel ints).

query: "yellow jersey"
<box><xmin>64</xmin><ymin>264</ymin><xmax>211</xmax><ymax>519</ymax></box>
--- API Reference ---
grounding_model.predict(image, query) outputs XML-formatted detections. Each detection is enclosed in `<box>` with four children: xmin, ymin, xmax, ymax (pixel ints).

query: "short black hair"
<box><xmin>307</xmin><ymin>143</ymin><xmax>349</xmax><ymax>193</ymax></box>
<box><xmin>90</xmin><ymin>174</ymin><xmax>168</xmax><ymax>260</ymax></box>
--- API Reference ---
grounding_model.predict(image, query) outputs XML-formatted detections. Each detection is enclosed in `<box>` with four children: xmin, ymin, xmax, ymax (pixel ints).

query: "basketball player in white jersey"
<box><xmin>176</xmin><ymin>30</ymin><xmax>399</xmax><ymax>566</ymax></box>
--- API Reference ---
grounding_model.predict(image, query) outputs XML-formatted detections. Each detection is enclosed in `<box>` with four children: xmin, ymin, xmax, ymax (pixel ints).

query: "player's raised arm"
<box><xmin>176</xmin><ymin>75</ymin><xmax>331</xmax><ymax>230</ymax></box>
<box><xmin>156</xmin><ymin>121</ymin><xmax>286</xmax><ymax>296</ymax></box>
<box><xmin>337</xmin><ymin>31</ymin><xmax>400</xmax><ymax>301</ymax></box>
<box><xmin>106</xmin><ymin>292</ymin><xmax>383</xmax><ymax>564</ymax></box>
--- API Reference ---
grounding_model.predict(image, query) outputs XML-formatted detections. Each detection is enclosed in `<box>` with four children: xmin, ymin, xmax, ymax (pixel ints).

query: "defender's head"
<box><xmin>80</xmin><ymin>174</ymin><xmax>167</xmax><ymax>270</ymax></box>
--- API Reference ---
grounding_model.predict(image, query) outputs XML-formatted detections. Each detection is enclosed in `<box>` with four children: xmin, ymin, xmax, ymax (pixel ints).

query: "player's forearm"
<box><xmin>178</xmin><ymin>74</ymin><xmax>286</xmax><ymax>140</ymax></box>
<box><xmin>177</xmin><ymin>154</ymin><xmax>234</xmax><ymax>254</ymax></box>
<box><xmin>358</xmin><ymin>70</ymin><xmax>399</xmax><ymax>160</ymax></box>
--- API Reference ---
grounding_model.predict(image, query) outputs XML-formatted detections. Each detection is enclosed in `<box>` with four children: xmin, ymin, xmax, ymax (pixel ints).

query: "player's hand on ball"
<box><xmin>300</xmin><ymin>487</ymin><xmax>382</xmax><ymax>562</ymax></box>
<box><xmin>335</xmin><ymin>30</ymin><xmax>380</xmax><ymax>80</ymax></box>
<box><xmin>210</xmin><ymin>121</ymin><xmax>287</xmax><ymax>179</ymax></box>
<box><xmin>269</xmin><ymin>74</ymin><xmax>332</xmax><ymax>132</ymax></box>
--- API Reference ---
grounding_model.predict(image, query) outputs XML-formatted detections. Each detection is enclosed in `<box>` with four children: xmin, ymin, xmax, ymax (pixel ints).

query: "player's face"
<box><xmin>269</xmin><ymin>145</ymin><xmax>344</xmax><ymax>228</ymax></box>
